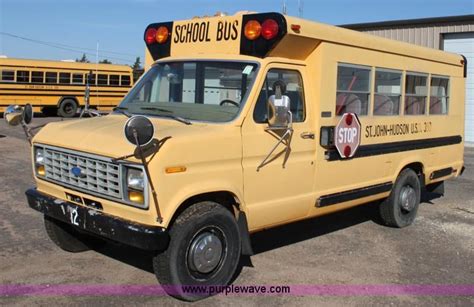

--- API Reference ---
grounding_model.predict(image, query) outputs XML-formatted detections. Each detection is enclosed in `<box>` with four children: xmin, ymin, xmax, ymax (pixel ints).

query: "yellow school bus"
<box><xmin>0</xmin><ymin>58</ymin><xmax>133</xmax><ymax>117</ymax></box>
<box><xmin>6</xmin><ymin>11</ymin><xmax>465</xmax><ymax>300</ymax></box>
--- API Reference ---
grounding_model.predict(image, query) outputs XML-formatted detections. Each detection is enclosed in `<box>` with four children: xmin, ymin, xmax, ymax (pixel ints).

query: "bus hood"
<box><xmin>32</xmin><ymin>115</ymin><xmax>223</xmax><ymax>159</ymax></box>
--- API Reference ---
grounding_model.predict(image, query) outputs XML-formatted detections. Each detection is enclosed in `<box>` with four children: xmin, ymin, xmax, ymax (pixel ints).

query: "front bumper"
<box><xmin>26</xmin><ymin>188</ymin><xmax>169</xmax><ymax>251</ymax></box>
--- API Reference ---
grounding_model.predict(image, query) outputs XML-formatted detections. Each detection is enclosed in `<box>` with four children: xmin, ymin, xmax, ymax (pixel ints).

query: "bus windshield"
<box><xmin>119</xmin><ymin>61</ymin><xmax>258</xmax><ymax>122</ymax></box>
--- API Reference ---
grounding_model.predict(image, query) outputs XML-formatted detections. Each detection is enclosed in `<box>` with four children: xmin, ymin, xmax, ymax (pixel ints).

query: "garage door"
<box><xmin>443</xmin><ymin>33</ymin><xmax>474</xmax><ymax>145</ymax></box>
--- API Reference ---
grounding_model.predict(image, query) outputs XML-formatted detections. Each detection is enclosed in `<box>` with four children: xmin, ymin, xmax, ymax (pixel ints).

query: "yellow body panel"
<box><xmin>29</xmin><ymin>12</ymin><xmax>465</xmax><ymax>233</ymax></box>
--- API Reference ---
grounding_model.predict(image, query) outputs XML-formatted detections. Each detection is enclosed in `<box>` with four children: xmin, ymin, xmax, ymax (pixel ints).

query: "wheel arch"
<box><xmin>398</xmin><ymin>161</ymin><xmax>426</xmax><ymax>187</ymax></box>
<box><xmin>167</xmin><ymin>190</ymin><xmax>253</xmax><ymax>256</ymax></box>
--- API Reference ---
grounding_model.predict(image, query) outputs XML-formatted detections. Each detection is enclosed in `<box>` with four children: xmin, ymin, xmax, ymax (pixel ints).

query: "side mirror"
<box><xmin>124</xmin><ymin>115</ymin><xmax>155</xmax><ymax>146</ymax></box>
<box><xmin>267</xmin><ymin>94</ymin><xmax>291</xmax><ymax>128</ymax></box>
<box><xmin>4</xmin><ymin>105</ymin><xmax>24</xmax><ymax>126</ymax></box>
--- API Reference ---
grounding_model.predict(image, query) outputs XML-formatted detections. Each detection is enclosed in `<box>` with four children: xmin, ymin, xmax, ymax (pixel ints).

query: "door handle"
<box><xmin>300</xmin><ymin>132</ymin><xmax>315</xmax><ymax>139</ymax></box>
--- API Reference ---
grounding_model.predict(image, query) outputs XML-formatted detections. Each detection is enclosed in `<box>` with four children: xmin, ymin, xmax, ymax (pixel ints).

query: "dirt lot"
<box><xmin>0</xmin><ymin>116</ymin><xmax>473</xmax><ymax>306</ymax></box>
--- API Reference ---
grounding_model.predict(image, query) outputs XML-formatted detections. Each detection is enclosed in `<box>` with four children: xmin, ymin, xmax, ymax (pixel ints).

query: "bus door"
<box><xmin>242</xmin><ymin>65</ymin><xmax>316</xmax><ymax>229</ymax></box>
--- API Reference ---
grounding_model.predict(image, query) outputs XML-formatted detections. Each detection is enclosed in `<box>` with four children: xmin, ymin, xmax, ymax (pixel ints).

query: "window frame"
<box><xmin>253</xmin><ymin>67</ymin><xmax>307</xmax><ymax>124</ymax></box>
<box><xmin>373</xmin><ymin>68</ymin><xmax>403</xmax><ymax>116</ymax></box>
<box><xmin>429</xmin><ymin>75</ymin><xmax>450</xmax><ymax>115</ymax></box>
<box><xmin>403</xmin><ymin>71</ymin><xmax>429</xmax><ymax>116</ymax></box>
<box><xmin>1</xmin><ymin>69</ymin><xmax>15</xmax><ymax>82</ymax></box>
<box><xmin>16</xmin><ymin>70</ymin><xmax>30</xmax><ymax>83</ymax></box>
<box><xmin>72</xmin><ymin>73</ymin><xmax>84</xmax><ymax>84</ymax></box>
<box><xmin>336</xmin><ymin>63</ymin><xmax>372</xmax><ymax>117</ymax></box>
<box><xmin>31</xmin><ymin>71</ymin><xmax>45</xmax><ymax>83</ymax></box>
<box><xmin>45</xmin><ymin>71</ymin><xmax>58</xmax><ymax>84</ymax></box>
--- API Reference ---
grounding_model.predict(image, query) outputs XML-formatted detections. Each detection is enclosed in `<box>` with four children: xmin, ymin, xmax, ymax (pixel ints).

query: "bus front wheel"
<box><xmin>153</xmin><ymin>201</ymin><xmax>241</xmax><ymax>301</ymax></box>
<box><xmin>380</xmin><ymin>168</ymin><xmax>421</xmax><ymax>228</ymax></box>
<box><xmin>58</xmin><ymin>99</ymin><xmax>78</xmax><ymax>118</ymax></box>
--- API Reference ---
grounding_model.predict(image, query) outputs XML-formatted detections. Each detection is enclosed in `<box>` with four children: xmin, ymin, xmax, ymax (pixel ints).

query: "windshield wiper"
<box><xmin>112</xmin><ymin>106</ymin><xmax>131</xmax><ymax>118</ymax></box>
<box><xmin>139</xmin><ymin>106</ymin><xmax>172</xmax><ymax>113</ymax></box>
<box><xmin>138</xmin><ymin>106</ymin><xmax>192</xmax><ymax>125</ymax></box>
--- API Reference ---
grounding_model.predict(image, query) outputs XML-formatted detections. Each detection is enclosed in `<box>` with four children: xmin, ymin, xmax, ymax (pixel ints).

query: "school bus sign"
<box><xmin>335</xmin><ymin>113</ymin><xmax>361</xmax><ymax>158</ymax></box>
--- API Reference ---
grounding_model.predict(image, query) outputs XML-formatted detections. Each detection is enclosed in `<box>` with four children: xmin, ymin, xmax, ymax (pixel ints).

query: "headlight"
<box><xmin>126</xmin><ymin>167</ymin><xmax>145</xmax><ymax>206</ymax></box>
<box><xmin>35</xmin><ymin>147</ymin><xmax>46</xmax><ymax>176</ymax></box>
<box><xmin>127</xmin><ymin>168</ymin><xmax>144</xmax><ymax>191</ymax></box>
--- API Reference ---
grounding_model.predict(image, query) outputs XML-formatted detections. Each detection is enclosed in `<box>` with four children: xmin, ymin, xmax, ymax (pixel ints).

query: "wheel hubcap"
<box><xmin>399</xmin><ymin>185</ymin><xmax>416</xmax><ymax>212</ymax></box>
<box><xmin>188</xmin><ymin>231</ymin><xmax>223</xmax><ymax>274</ymax></box>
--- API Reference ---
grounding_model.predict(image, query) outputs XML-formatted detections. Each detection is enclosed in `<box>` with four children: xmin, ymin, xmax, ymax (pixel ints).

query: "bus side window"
<box><xmin>121</xmin><ymin>75</ymin><xmax>131</xmax><ymax>86</ymax></box>
<box><xmin>335</xmin><ymin>64</ymin><xmax>370</xmax><ymax>116</ymax></box>
<box><xmin>253</xmin><ymin>69</ymin><xmax>306</xmax><ymax>124</ymax></box>
<box><xmin>109</xmin><ymin>75</ymin><xmax>120</xmax><ymax>86</ymax></box>
<box><xmin>98</xmin><ymin>74</ymin><xmax>108</xmax><ymax>86</ymax></box>
<box><xmin>45</xmin><ymin>72</ymin><xmax>58</xmax><ymax>84</ymax></box>
<box><xmin>17</xmin><ymin>71</ymin><xmax>30</xmax><ymax>83</ymax></box>
<box><xmin>430</xmin><ymin>76</ymin><xmax>449</xmax><ymax>115</ymax></box>
<box><xmin>405</xmin><ymin>73</ymin><xmax>428</xmax><ymax>115</ymax></box>
<box><xmin>373</xmin><ymin>69</ymin><xmax>402</xmax><ymax>116</ymax></box>
<box><xmin>72</xmin><ymin>73</ymin><xmax>84</xmax><ymax>84</ymax></box>
<box><xmin>1</xmin><ymin>70</ymin><xmax>15</xmax><ymax>82</ymax></box>
<box><xmin>59</xmin><ymin>72</ymin><xmax>71</xmax><ymax>84</ymax></box>
<box><xmin>31</xmin><ymin>71</ymin><xmax>44</xmax><ymax>83</ymax></box>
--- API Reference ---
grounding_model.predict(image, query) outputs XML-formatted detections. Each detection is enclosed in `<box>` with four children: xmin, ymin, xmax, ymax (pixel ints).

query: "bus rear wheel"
<box><xmin>379</xmin><ymin>168</ymin><xmax>421</xmax><ymax>228</ymax></box>
<box><xmin>58</xmin><ymin>99</ymin><xmax>78</xmax><ymax>118</ymax></box>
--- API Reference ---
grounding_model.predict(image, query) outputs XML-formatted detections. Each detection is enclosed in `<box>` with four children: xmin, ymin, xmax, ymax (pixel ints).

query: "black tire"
<box><xmin>153</xmin><ymin>202</ymin><xmax>241</xmax><ymax>301</ymax></box>
<box><xmin>58</xmin><ymin>99</ymin><xmax>78</xmax><ymax>118</ymax></box>
<box><xmin>380</xmin><ymin>168</ymin><xmax>421</xmax><ymax>228</ymax></box>
<box><xmin>44</xmin><ymin>215</ymin><xmax>103</xmax><ymax>252</ymax></box>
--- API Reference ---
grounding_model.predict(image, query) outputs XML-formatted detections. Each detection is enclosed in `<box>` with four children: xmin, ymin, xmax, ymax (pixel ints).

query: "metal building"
<box><xmin>342</xmin><ymin>15</ymin><xmax>474</xmax><ymax>145</ymax></box>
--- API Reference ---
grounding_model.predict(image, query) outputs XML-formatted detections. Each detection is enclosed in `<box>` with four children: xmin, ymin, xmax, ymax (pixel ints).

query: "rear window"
<box><xmin>121</xmin><ymin>75</ymin><xmax>131</xmax><ymax>86</ymax></box>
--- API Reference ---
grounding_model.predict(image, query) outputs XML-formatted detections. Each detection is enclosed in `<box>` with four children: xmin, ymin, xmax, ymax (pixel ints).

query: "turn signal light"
<box><xmin>261</xmin><ymin>19</ymin><xmax>279</xmax><ymax>40</ymax></box>
<box><xmin>155</xmin><ymin>26</ymin><xmax>169</xmax><ymax>44</ymax></box>
<box><xmin>145</xmin><ymin>28</ymin><xmax>157</xmax><ymax>45</ymax></box>
<box><xmin>244</xmin><ymin>20</ymin><xmax>262</xmax><ymax>40</ymax></box>
<box><xmin>37</xmin><ymin>165</ymin><xmax>46</xmax><ymax>176</ymax></box>
<box><xmin>128</xmin><ymin>190</ymin><xmax>144</xmax><ymax>204</ymax></box>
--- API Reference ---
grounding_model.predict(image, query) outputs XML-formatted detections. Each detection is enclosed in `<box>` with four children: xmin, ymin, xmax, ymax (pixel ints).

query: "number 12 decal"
<box><xmin>70</xmin><ymin>208</ymin><xmax>79</xmax><ymax>226</ymax></box>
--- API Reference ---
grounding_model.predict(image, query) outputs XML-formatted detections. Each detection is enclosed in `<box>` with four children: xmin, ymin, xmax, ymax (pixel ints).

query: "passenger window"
<box><xmin>430</xmin><ymin>76</ymin><xmax>449</xmax><ymax>115</ymax></box>
<box><xmin>97</xmin><ymin>74</ymin><xmax>108</xmax><ymax>86</ymax></box>
<box><xmin>121</xmin><ymin>75</ymin><xmax>131</xmax><ymax>86</ymax></box>
<box><xmin>45</xmin><ymin>72</ymin><xmax>57</xmax><ymax>83</ymax></box>
<box><xmin>31</xmin><ymin>71</ymin><xmax>44</xmax><ymax>83</ymax></box>
<box><xmin>72</xmin><ymin>73</ymin><xmax>84</xmax><ymax>84</ymax></box>
<box><xmin>254</xmin><ymin>69</ymin><xmax>305</xmax><ymax>123</ymax></box>
<box><xmin>405</xmin><ymin>73</ymin><xmax>427</xmax><ymax>115</ymax></box>
<box><xmin>336</xmin><ymin>64</ymin><xmax>370</xmax><ymax>116</ymax></box>
<box><xmin>1</xmin><ymin>70</ymin><xmax>15</xmax><ymax>81</ymax></box>
<box><xmin>109</xmin><ymin>74</ymin><xmax>120</xmax><ymax>86</ymax></box>
<box><xmin>89</xmin><ymin>73</ymin><xmax>97</xmax><ymax>85</ymax></box>
<box><xmin>17</xmin><ymin>71</ymin><xmax>30</xmax><ymax>83</ymax></box>
<box><xmin>59</xmin><ymin>72</ymin><xmax>71</xmax><ymax>84</ymax></box>
<box><xmin>374</xmin><ymin>69</ymin><xmax>402</xmax><ymax>116</ymax></box>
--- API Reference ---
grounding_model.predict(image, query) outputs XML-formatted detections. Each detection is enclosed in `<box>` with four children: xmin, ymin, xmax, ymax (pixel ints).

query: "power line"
<box><xmin>0</xmin><ymin>32</ymin><xmax>138</xmax><ymax>64</ymax></box>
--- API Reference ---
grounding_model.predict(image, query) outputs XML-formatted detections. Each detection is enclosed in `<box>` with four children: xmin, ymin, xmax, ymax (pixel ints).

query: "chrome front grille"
<box><xmin>39</xmin><ymin>145</ymin><xmax>122</xmax><ymax>199</ymax></box>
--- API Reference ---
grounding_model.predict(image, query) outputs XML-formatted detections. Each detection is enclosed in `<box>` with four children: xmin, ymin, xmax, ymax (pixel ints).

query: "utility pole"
<box><xmin>298</xmin><ymin>0</ymin><xmax>304</xmax><ymax>18</ymax></box>
<box><xmin>282</xmin><ymin>0</ymin><xmax>287</xmax><ymax>15</ymax></box>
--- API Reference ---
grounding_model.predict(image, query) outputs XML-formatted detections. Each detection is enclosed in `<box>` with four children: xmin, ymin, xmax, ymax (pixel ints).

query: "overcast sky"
<box><xmin>0</xmin><ymin>0</ymin><xmax>472</xmax><ymax>65</ymax></box>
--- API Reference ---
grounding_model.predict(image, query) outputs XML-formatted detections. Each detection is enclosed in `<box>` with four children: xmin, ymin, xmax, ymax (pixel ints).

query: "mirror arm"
<box><xmin>20</xmin><ymin>121</ymin><xmax>32</xmax><ymax>146</ymax></box>
<box><xmin>132</xmin><ymin>129</ymin><xmax>163</xmax><ymax>224</ymax></box>
<box><xmin>256</xmin><ymin>111</ymin><xmax>293</xmax><ymax>172</ymax></box>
